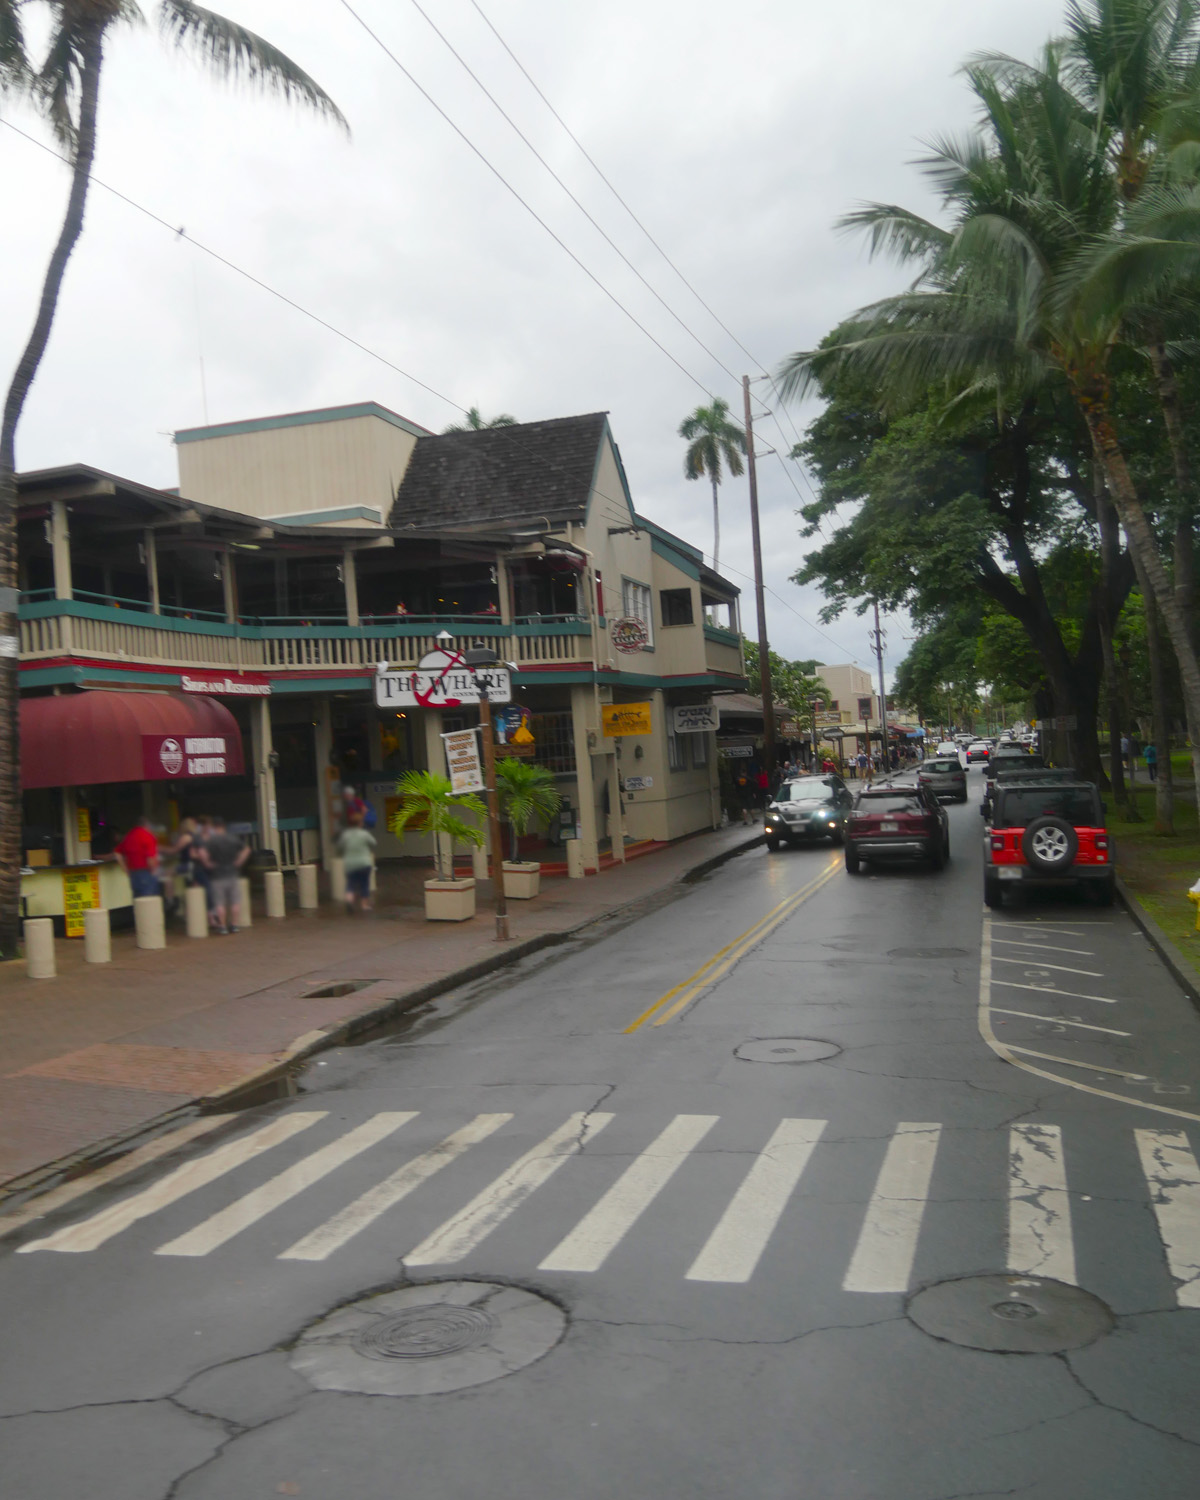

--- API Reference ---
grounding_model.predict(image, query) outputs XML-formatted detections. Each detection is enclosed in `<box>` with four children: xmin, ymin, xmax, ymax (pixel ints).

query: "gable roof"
<box><xmin>388</xmin><ymin>413</ymin><xmax>608</xmax><ymax>531</ymax></box>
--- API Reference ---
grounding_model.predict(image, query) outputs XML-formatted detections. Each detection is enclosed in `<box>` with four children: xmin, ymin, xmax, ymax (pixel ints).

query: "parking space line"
<box><xmin>992</xmin><ymin>980</ymin><xmax>1117</xmax><ymax>1005</ymax></box>
<box><xmin>992</xmin><ymin>956</ymin><xmax>1103</xmax><ymax>977</ymax></box>
<box><xmin>992</xmin><ymin>939</ymin><xmax>1095</xmax><ymax>956</ymax></box>
<box><xmin>989</xmin><ymin>1008</ymin><xmax>1130</xmax><ymax>1037</ymax></box>
<box><xmin>1005</xmin><ymin>1046</ymin><xmax>1149</xmax><ymax>1081</ymax></box>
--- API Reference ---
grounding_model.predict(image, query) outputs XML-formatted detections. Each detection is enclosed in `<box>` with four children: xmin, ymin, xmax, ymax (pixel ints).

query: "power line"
<box><xmin>713</xmin><ymin>556</ymin><xmax>863</xmax><ymax>662</ymax></box>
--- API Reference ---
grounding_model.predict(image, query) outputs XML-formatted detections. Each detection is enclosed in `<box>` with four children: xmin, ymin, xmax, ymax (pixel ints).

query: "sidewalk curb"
<box><xmin>1115</xmin><ymin>872</ymin><xmax>1200</xmax><ymax>1014</ymax></box>
<box><xmin>0</xmin><ymin>829</ymin><xmax>764</xmax><ymax>1208</ymax></box>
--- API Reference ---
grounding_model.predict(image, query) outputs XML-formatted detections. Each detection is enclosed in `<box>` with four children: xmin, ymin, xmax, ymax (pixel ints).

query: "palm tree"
<box><xmin>678</xmin><ymin>398</ymin><xmax>745</xmax><ymax>572</ymax></box>
<box><xmin>0</xmin><ymin>3</ymin><xmax>344</xmax><ymax>956</ymax></box>
<box><xmin>388</xmin><ymin>770</ymin><xmax>485</xmax><ymax>881</ymax></box>
<box><xmin>495</xmin><ymin>758</ymin><xmax>560</xmax><ymax>863</ymax></box>
<box><xmin>442</xmin><ymin>407</ymin><xmax>518</xmax><ymax>433</ymax></box>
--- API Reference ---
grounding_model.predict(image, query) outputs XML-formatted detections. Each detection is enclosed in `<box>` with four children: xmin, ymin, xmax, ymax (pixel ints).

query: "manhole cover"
<box><xmin>735</xmin><ymin>1038</ymin><xmax>841</xmax><ymax>1064</ymax></box>
<box><xmin>888</xmin><ymin>947</ymin><xmax>969</xmax><ymax>959</ymax></box>
<box><xmin>906</xmin><ymin>1275</ymin><xmax>1113</xmax><ymax>1354</ymax></box>
<box><xmin>290</xmin><ymin>1282</ymin><xmax>565</xmax><ymax>1395</ymax></box>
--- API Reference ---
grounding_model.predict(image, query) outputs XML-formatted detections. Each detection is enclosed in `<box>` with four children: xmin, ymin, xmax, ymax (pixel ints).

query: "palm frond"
<box><xmin>836</xmin><ymin>203</ymin><xmax>951</xmax><ymax>262</ymax></box>
<box><xmin>0</xmin><ymin>0</ymin><xmax>28</xmax><ymax>95</ymax></box>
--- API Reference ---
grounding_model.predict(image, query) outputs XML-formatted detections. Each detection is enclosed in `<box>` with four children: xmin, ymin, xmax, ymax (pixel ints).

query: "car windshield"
<box><xmin>923</xmin><ymin>761</ymin><xmax>961</xmax><ymax>775</ymax></box>
<box><xmin>856</xmin><ymin>794</ymin><xmax>922</xmax><ymax>814</ymax></box>
<box><xmin>776</xmin><ymin>778</ymin><xmax>835</xmax><ymax>803</ymax></box>
<box><xmin>998</xmin><ymin>788</ymin><xmax>1100</xmax><ymax>827</ymax></box>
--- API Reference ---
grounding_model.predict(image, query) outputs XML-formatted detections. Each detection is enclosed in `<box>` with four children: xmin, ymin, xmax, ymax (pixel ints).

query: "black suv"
<box><xmin>981</xmin><ymin>750</ymin><xmax>1045</xmax><ymax>817</ymax></box>
<box><xmin>765</xmin><ymin>774</ymin><xmax>852</xmax><ymax>850</ymax></box>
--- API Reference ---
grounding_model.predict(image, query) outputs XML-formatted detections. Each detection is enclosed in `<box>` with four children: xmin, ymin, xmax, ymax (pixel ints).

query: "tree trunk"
<box><xmin>1142</xmin><ymin>581</ymin><xmax>1175</xmax><ymax>835</ymax></box>
<box><xmin>1095</xmin><ymin>479</ymin><xmax>1134</xmax><ymax>814</ymax></box>
<box><xmin>1079</xmin><ymin>390</ymin><xmax>1200</xmax><ymax>804</ymax></box>
<box><xmin>0</xmin><ymin>26</ymin><xmax>105</xmax><ymax>957</ymax></box>
<box><xmin>711</xmin><ymin>474</ymin><xmax>720</xmax><ymax>573</ymax></box>
<box><xmin>1147</xmin><ymin>343</ymin><xmax>1196</xmax><ymax>650</ymax></box>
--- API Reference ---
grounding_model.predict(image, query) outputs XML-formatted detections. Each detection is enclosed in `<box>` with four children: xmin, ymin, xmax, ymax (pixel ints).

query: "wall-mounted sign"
<box><xmin>672</xmin><ymin>703</ymin><xmax>718</xmax><ymax>734</ymax></box>
<box><xmin>62</xmin><ymin>865</ymin><xmax>100</xmax><ymax>938</ymax></box>
<box><xmin>779</xmin><ymin>719</ymin><xmax>802</xmax><ymax>738</ymax></box>
<box><xmin>610</xmin><ymin>616</ymin><xmax>649</xmax><ymax>654</ymax></box>
<box><xmin>602</xmin><ymin>702</ymin><xmax>652</xmax><ymax>737</ymax></box>
<box><xmin>76</xmin><ymin>806</ymin><xmax>92</xmax><ymax>845</ymax></box>
<box><xmin>141</xmin><ymin>735</ymin><xmax>231</xmax><ymax>779</ymax></box>
<box><xmin>442</xmin><ymin>728</ymin><xmax>484</xmax><ymax>795</ymax></box>
<box><xmin>495</xmin><ymin>704</ymin><xmax>533</xmax><ymax>744</ymax></box>
<box><xmin>180</xmin><ymin>673</ymin><xmax>272</xmax><ymax>697</ymax></box>
<box><xmin>816</xmin><ymin>710</ymin><xmax>852</xmax><ymax>727</ymax></box>
<box><xmin>722</xmin><ymin>745</ymin><xmax>754</xmax><ymax>758</ymax></box>
<box><xmin>857</xmin><ymin>695</ymin><xmax>874</xmax><ymax>721</ymax></box>
<box><xmin>376</xmin><ymin>648</ymin><xmax>511</xmax><ymax>708</ymax></box>
<box><xmin>623</xmin><ymin>775</ymin><xmax>653</xmax><ymax>791</ymax></box>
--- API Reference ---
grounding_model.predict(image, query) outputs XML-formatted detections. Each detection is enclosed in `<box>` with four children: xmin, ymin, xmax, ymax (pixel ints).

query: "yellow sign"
<box><xmin>602</xmin><ymin>702</ymin><xmax>652</xmax><ymax>737</ymax></box>
<box><xmin>76</xmin><ymin>806</ymin><xmax>92</xmax><ymax>845</ymax></box>
<box><xmin>62</xmin><ymin>865</ymin><xmax>101</xmax><ymax>939</ymax></box>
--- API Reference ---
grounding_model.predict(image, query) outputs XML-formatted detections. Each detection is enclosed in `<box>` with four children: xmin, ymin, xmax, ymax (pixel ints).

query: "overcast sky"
<box><xmin>0</xmin><ymin>0</ymin><xmax>1066</xmax><ymax>675</ymax></box>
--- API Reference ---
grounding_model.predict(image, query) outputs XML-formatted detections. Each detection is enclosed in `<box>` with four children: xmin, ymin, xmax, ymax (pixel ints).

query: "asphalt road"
<box><xmin>4</xmin><ymin>765</ymin><xmax>1200</xmax><ymax>1499</ymax></box>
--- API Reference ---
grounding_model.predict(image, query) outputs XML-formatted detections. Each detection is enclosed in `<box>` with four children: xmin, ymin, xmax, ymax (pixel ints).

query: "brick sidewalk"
<box><xmin>0</xmin><ymin>826</ymin><xmax>761</xmax><ymax>1197</ymax></box>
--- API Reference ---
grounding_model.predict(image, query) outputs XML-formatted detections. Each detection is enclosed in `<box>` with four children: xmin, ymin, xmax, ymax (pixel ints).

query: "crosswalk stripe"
<box><xmin>686</xmin><ymin>1119</ymin><xmax>825</xmax><ymax>1284</ymax></box>
<box><xmin>842</xmin><ymin>1123</ymin><xmax>941</xmax><ymax>1294</ymax></box>
<box><xmin>405</xmin><ymin>1111</ymin><xmax>614</xmax><ymax>1266</ymax></box>
<box><xmin>279</xmin><ymin>1114</ymin><xmax>513</xmax><ymax>1262</ymax></box>
<box><xmin>0</xmin><ymin>1116</ymin><xmax>234</xmax><ymax>1243</ymax></box>
<box><xmin>1008</xmin><ymin>1124</ymin><xmax>1075</xmax><ymax>1284</ymax></box>
<box><xmin>1135</xmin><ymin>1130</ymin><xmax>1200</xmax><ymax>1307</ymax></box>
<box><xmin>18</xmin><ymin>1113</ymin><xmax>326</xmax><ymax>1254</ymax></box>
<box><xmin>154</xmin><ymin>1113</ymin><xmax>417</xmax><ymax>1257</ymax></box>
<box><xmin>540</xmin><ymin>1114</ymin><xmax>718</xmax><ymax>1273</ymax></box>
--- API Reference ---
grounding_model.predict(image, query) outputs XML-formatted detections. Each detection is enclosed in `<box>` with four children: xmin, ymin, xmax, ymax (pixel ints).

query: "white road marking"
<box><xmin>842</xmin><ymin>1123</ymin><xmax>942</xmax><ymax>1294</ymax></box>
<box><xmin>685</xmin><ymin>1119</ymin><xmax>825</xmax><ymax>1283</ymax></box>
<box><xmin>1135</xmin><ymin>1130</ymin><xmax>1200</xmax><ymax>1306</ymax></box>
<box><xmin>154</xmin><ymin>1113</ymin><xmax>416</xmax><ymax>1257</ymax></box>
<box><xmin>540</xmin><ymin>1114</ymin><xmax>719</xmax><ymax>1273</ymax></box>
<box><xmin>1008</xmin><ymin>1124</ymin><xmax>1076</xmax><ymax>1284</ymax></box>
<box><xmin>992</xmin><ymin>956</ymin><xmax>1103</xmax><ymax>977</ymax></box>
<box><xmin>993</xmin><ymin>980</ymin><xmax>1117</xmax><ymax>1005</ymax></box>
<box><xmin>989</xmin><ymin>1008</ymin><xmax>1130</xmax><ymax>1037</ymax></box>
<box><xmin>19</xmin><ymin>1113</ymin><xmax>325</xmax><ymax>1254</ymax></box>
<box><xmin>0</xmin><ymin>1116</ymin><xmax>233</xmax><ymax>1242</ymax></box>
<box><xmin>405</xmin><ymin>1111</ymin><xmax>613</xmax><ymax>1266</ymax></box>
<box><xmin>1005</xmin><ymin>1046</ymin><xmax>1149</xmax><ymax>1081</ymax></box>
<box><xmin>992</xmin><ymin>939</ymin><xmax>1095</xmax><ymax>956</ymax></box>
<box><xmin>280</xmin><ymin>1114</ymin><xmax>512</xmax><ymax>1261</ymax></box>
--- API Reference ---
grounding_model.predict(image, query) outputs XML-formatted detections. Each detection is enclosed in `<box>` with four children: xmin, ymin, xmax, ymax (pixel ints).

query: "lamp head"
<box><xmin>464</xmin><ymin>638</ymin><xmax>499</xmax><ymax>668</ymax></box>
<box><xmin>435</xmin><ymin>629</ymin><xmax>454</xmax><ymax>645</ymax></box>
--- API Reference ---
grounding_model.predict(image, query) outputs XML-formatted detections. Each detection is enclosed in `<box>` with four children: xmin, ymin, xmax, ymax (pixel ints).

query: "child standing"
<box><xmin>338</xmin><ymin>811</ymin><xmax>377</xmax><ymax>912</ymax></box>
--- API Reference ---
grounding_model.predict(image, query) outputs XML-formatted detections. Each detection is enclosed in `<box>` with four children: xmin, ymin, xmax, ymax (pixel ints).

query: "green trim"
<box><xmin>22</xmin><ymin>598</ymin><xmax>237</xmax><ymax>635</ymax></box>
<box><xmin>270</xmin><ymin>505</ymin><xmax>382</xmax><ymax>527</ymax></box>
<box><xmin>636</xmin><ymin>514</ymin><xmax>703</xmax><ymax>565</ymax></box>
<box><xmin>20</xmin><ymin>665</ymin><xmax>180</xmax><ymax>689</ymax></box>
<box><xmin>704</xmin><ymin>623</ymin><xmax>742</xmax><ymax>648</ymax></box>
<box><xmin>270</xmin><ymin>676</ymin><xmax>371</xmax><ymax>694</ymax></box>
<box><xmin>650</xmin><ymin>535</ymin><xmax>700</xmax><ymax>580</ymax></box>
<box><xmin>175</xmin><ymin>401</ymin><xmax>430</xmax><ymax>444</ymax></box>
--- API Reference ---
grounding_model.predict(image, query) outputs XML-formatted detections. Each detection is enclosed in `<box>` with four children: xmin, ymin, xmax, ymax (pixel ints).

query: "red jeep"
<box><xmin>983</xmin><ymin>778</ymin><xmax>1114</xmax><ymax>907</ymax></box>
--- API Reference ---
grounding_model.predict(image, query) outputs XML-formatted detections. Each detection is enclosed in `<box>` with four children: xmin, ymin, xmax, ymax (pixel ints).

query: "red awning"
<box><xmin>20</xmin><ymin>691</ymin><xmax>245</xmax><ymax>789</ymax></box>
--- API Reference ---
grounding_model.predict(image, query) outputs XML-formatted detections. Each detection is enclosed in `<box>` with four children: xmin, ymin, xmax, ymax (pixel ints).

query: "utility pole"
<box><xmin>743</xmin><ymin>376</ymin><xmax>775</xmax><ymax>782</ymax></box>
<box><xmin>871</xmin><ymin>599</ymin><xmax>890</xmax><ymax>771</ymax></box>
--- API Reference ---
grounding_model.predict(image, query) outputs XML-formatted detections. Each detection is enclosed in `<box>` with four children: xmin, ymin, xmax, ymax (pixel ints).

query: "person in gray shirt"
<box><xmin>197</xmin><ymin>816</ymin><xmax>250</xmax><ymax>933</ymax></box>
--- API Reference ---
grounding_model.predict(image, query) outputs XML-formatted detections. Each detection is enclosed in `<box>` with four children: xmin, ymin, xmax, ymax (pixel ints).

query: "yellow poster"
<box><xmin>76</xmin><ymin>806</ymin><xmax>91</xmax><ymax>844</ymax></box>
<box><xmin>62</xmin><ymin>866</ymin><xmax>101</xmax><ymax>939</ymax></box>
<box><xmin>602</xmin><ymin>702</ymin><xmax>652</xmax><ymax>737</ymax></box>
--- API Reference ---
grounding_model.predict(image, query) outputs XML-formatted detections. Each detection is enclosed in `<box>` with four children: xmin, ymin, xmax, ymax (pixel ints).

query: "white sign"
<box><xmin>180</xmin><ymin>673</ymin><xmax>271</xmax><ymax>696</ymax></box>
<box><xmin>623</xmin><ymin>775</ymin><xmax>653</xmax><ymax>791</ymax></box>
<box><xmin>375</xmin><ymin>648</ymin><xmax>512</xmax><ymax>708</ymax></box>
<box><xmin>442</xmin><ymin>728</ymin><xmax>484</xmax><ymax>794</ymax></box>
<box><xmin>673</xmin><ymin>703</ymin><xmax>718</xmax><ymax>734</ymax></box>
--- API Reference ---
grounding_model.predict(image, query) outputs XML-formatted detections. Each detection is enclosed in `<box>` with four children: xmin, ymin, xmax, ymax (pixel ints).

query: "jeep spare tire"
<box><xmin>1022</xmin><ymin>816</ymin><xmax>1078</xmax><ymax>872</ymax></box>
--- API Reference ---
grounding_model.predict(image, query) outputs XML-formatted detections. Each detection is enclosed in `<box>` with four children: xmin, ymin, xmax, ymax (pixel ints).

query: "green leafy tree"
<box><xmin>678</xmin><ymin>397</ymin><xmax>746</xmax><ymax>572</ymax></box>
<box><xmin>388</xmin><ymin>770</ymin><xmax>485</xmax><ymax>880</ymax></box>
<box><xmin>0</xmin><ymin>2</ymin><xmax>345</xmax><ymax>956</ymax></box>
<box><xmin>495</xmin><ymin>758</ymin><xmax>561</xmax><ymax>862</ymax></box>
<box><xmin>443</xmin><ymin>407</ymin><xmax>518</xmax><ymax>433</ymax></box>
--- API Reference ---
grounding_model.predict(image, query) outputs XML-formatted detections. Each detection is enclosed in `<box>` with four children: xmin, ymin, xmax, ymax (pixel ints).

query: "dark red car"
<box><xmin>844</xmin><ymin>784</ymin><xmax>950</xmax><ymax>874</ymax></box>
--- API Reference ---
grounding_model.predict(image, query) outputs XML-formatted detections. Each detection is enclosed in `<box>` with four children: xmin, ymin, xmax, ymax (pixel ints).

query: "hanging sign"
<box><xmin>62</xmin><ymin>865</ymin><xmax>101</xmax><ymax>938</ymax></box>
<box><xmin>442</xmin><ymin>728</ymin><xmax>485</xmax><ymax>794</ymax></box>
<box><xmin>376</xmin><ymin>648</ymin><xmax>511</xmax><ymax>708</ymax></box>
<box><xmin>141</xmin><ymin>735</ymin><xmax>232</xmax><ymax>779</ymax></box>
<box><xmin>76</xmin><ymin>806</ymin><xmax>92</xmax><ymax>844</ymax></box>
<box><xmin>857</xmin><ymin>695</ymin><xmax>874</xmax><ymax>721</ymax></box>
<box><xmin>602</xmin><ymin>702</ymin><xmax>652</xmax><ymax>737</ymax></box>
<box><xmin>672</xmin><ymin>703</ymin><xmax>719</xmax><ymax>734</ymax></box>
<box><xmin>610</xmin><ymin>617</ymin><xmax>649</xmax><ymax>654</ymax></box>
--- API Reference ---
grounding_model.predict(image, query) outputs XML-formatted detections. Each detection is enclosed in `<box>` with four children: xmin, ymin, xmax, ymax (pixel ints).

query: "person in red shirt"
<box><xmin>115</xmin><ymin>817</ymin><xmax>162</xmax><ymax>900</ymax></box>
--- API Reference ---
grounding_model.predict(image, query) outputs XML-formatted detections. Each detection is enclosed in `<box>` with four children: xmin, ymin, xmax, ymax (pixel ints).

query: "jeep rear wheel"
<box><xmin>1022</xmin><ymin>816</ymin><xmax>1078</xmax><ymax>873</ymax></box>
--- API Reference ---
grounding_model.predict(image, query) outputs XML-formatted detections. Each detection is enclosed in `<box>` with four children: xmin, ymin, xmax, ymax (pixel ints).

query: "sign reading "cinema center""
<box><xmin>141</xmin><ymin>735</ymin><xmax>233</xmax><ymax>780</ymax></box>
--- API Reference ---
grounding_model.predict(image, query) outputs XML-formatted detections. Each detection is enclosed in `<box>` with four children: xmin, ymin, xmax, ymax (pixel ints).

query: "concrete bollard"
<box><xmin>24</xmin><ymin>917</ymin><xmax>56</xmax><ymax>979</ymax></box>
<box><xmin>328</xmin><ymin>857</ymin><xmax>346</xmax><ymax>903</ymax></box>
<box><xmin>297</xmin><ymin>864</ymin><xmax>319</xmax><ymax>910</ymax></box>
<box><xmin>134</xmin><ymin>895</ymin><xmax>166</xmax><ymax>950</ymax></box>
<box><xmin>566</xmin><ymin>838</ymin><xmax>585</xmax><ymax>879</ymax></box>
<box><xmin>184</xmin><ymin>885</ymin><xmax>209</xmax><ymax>939</ymax></box>
<box><xmin>264</xmin><ymin>869</ymin><xmax>286</xmax><ymax>919</ymax></box>
<box><xmin>83</xmin><ymin>907</ymin><xmax>111</xmax><ymax>964</ymax></box>
<box><xmin>472</xmin><ymin>841</ymin><xmax>489</xmax><ymax>880</ymax></box>
<box><xmin>238</xmin><ymin>877</ymin><xmax>252</xmax><ymax>928</ymax></box>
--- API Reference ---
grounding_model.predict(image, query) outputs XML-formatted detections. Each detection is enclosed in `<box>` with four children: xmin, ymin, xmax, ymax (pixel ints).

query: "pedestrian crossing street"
<box><xmin>8</xmin><ymin>1108</ymin><xmax>1200</xmax><ymax>1304</ymax></box>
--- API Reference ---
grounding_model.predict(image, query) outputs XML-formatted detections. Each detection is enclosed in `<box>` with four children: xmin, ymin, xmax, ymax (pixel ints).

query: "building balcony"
<box><xmin>703</xmin><ymin>622</ymin><xmax>746</xmax><ymax>680</ymax></box>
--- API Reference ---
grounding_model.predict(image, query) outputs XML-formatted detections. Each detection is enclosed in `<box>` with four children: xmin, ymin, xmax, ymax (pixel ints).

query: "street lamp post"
<box><xmin>463</xmin><ymin>642</ymin><xmax>510</xmax><ymax>942</ymax></box>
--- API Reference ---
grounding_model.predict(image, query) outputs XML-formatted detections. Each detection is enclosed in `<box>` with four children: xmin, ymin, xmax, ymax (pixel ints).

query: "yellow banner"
<box><xmin>602</xmin><ymin>702</ymin><xmax>652</xmax><ymax>737</ymax></box>
<box><xmin>62</xmin><ymin>865</ymin><xmax>101</xmax><ymax>939</ymax></box>
<box><xmin>76</xmin><ymin>806</ymin><xmax>91</xmax><ymax>844</ymax></box>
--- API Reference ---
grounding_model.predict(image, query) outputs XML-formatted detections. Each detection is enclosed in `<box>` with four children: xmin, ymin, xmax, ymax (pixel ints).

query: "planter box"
<box><xmin>424</xmin><ymin>877</ymin><xmax>476</xmax><ymax>922</ymax></box>
<box><xmin>502</xmin><ymin>861</ymin><xmax>541</xmax><ymax>900</ymax></box>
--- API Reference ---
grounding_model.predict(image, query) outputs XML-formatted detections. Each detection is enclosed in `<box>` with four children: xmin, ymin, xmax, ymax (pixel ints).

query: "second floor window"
<box><xmin>621</xmin><ymin>579</ymin><xmax>654</xmax><ymax>645</ymax></box>
<box><xmin>660</xmin><ymin>588</ymin><xmax>693</xmax><ymax>626</ymax></box>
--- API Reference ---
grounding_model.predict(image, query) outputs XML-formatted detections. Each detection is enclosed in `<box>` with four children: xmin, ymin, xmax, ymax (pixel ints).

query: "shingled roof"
<box><xmin>388</xmin><ymin>413</ymin><xmax>610</xmax><ymax>531</ymax></box>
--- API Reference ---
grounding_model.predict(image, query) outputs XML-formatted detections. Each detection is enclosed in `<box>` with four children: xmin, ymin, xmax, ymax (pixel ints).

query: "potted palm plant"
<box><xmin>389</xmin><ymin>769</ymin><xmax>486</xmax><ymax>921</ymax></box>
<box><xmin>495</xmin><ymin>758</ymin><xmax>561</xmax><ymax>899</ymax></box>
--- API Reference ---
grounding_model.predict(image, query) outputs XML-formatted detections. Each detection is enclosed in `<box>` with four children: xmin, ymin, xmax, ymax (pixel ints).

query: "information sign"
<box><xmin>62</xmin><ymin>865</ymin><xmax>100</xmax><ymax>939</ymax></box>
<box><xmin>602</xmin><ymin>702</ymin><xmax>652</xmax><ymax>737</ymax></box>
<box><xmin>376</xmin><ymin>649</ymin><xmax>511</xmax><ymax>709</ymax></box>
<box><xmin>672</xmin><ymin>703</ymin><xmax>718</xmax><ymax>734</ymax></box>
<box><xmin>623</xmin><ymin>775</ymin><xmax>653</xmax><ymax>791</ymax></box>
<box><xmin>442</xmin><ymin>728</ymin><xmax>485</xmax><ymax>795</ymax></box>
<box><xmin>76</xmin><ymin>806</ymin><xmax>91</xmax><ymax>845</ymax></box>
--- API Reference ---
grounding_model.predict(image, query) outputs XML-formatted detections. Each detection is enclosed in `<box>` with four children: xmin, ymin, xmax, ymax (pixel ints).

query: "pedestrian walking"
<box><xmin>756</xmin><ymin>768</ymin><xmax>770</xmax><ymax>812</ymax></box>
<box><xmin>856</xmin><ymin>750</ymin><xmax>868</xmax><ymax>781</ymax></box>
<box><xmin>1120</xmin><ymin>733</ymin><xmax>1131</xmax><ymax>773</ymax></box>
<box><xmin>338</xmin><ymin>811</ymin><xmax>377</xmax><ymax>912</ymax></box>
<box><xmin>197</xmin><ymin>816</ymin><xmax>250</xmax><ymax>934</ymax></box>
<box><xmin>1145</xmin><ymin>742</ymin><xmax>1158</xmax><ymax>781</ymax></box>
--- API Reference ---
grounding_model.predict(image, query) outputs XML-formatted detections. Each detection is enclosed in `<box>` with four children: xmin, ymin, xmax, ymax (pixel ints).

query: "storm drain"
<box><xmin>290</xmin><ymin>1281</ymin><xmax>566</xmax><ymax>1395</ymax></box>
<box><xmin>303</xmin><ymin>979</ymin><xmax>379</xmax><ymax>1000</ymax></box>
<box><xmin>906</xmin><ymin>1274</ymin><xmax>1113</xmax><ymax>1354</ymax></box>
<box><xmin>735</xmin><ymin>1038</ymin><xmax>841</xmax><ymax>1064</ymax></box>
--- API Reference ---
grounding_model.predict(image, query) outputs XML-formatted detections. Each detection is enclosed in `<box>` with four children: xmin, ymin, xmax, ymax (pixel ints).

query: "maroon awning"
<box><xmin>20</xmin><ymin>691</ymin><xmax>245</xmax><ymax>789</ymax></box>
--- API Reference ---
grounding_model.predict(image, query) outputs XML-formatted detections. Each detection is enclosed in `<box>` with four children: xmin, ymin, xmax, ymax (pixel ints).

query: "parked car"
<box><xmin>844</xmin><ymin>783</ymin><xmax>950</xmax><ymax>873</ymax></box>
<box><xmin>983</xmin><ymin>777</ymin><xmax>1113</xmax><ymax>906</ymax></box>
<box><xmin>765</xmin><ymin>775</ymin><xmax>852</xmax><ymax>850</ymax></box>
<box><xmin>981</xmin><ymin>748</ymin><xmax>1045</xmax><ymax>816</ymax></box>
<box><xmin>918</xmin><ymin>756</ymin><xmax>968</xmax><ymax>803</ymax></box>
<box><xmin>967</xmin><ymin>740</ymin><xmax>991</xmax><ymax>762</ymax></box>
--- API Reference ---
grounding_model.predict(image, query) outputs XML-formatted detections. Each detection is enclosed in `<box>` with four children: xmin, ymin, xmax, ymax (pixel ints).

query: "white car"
<box><xmin>935</xmin><ymin>741</ymin><xmax>959</xmax><ymax>757</ymax></box>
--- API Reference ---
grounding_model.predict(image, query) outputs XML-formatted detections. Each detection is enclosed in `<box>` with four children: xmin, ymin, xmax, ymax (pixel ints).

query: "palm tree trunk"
<box><xmin>1079</xmin><ymin>391</ymin><xmax>1200</xmax><ymax>802</ymax></box>
<box><xmin>711</xmin><ymin>474</ymin><xmax>720</xmax><ymax>573</ymax></box>
<box><xmin>0</xmin><ymin>24</ymin><xmax>104</xmax><ymax>956</ymax></box>
<box><xmin>1096</xmin><ymin>479</ymin><xmax>1134</xmax><ymax>815</ymax></box>
<box><xmin>1141</xmin><ymin>579</ymin><xmax>1174</xmax><ymax>835</ymax></box>
<box><xmin>1147</xmin><ymin>343</ymin><xmax>1196</xmax><ymax>651</ymax></box>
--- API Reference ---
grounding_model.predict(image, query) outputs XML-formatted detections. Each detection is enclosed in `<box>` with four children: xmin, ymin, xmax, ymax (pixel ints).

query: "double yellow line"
<box><xmin>624</xmin><ymin>855</ymin><xmax>842</xmax><ymax>1032</ymax></box>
